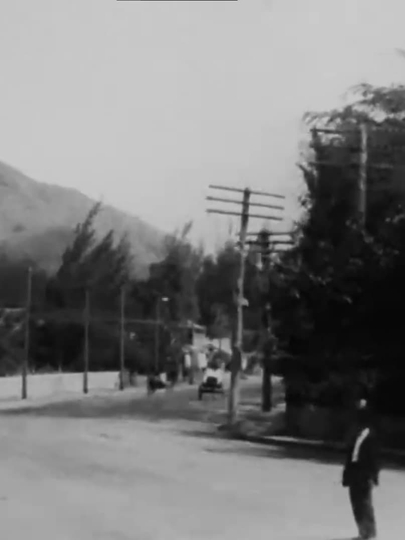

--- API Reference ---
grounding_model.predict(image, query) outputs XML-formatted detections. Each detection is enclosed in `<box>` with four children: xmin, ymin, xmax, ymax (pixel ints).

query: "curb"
<box><xmin>228</xmin><ymin>432</ymin><xmax>405</xmax><ymax>463</ymax></box>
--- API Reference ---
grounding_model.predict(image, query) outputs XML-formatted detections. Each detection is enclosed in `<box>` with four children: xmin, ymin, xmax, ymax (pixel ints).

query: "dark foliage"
<box><xmin>271</xmin><ymin>83</ymin><xmax>405</xmax><ymax>414</ymax></box>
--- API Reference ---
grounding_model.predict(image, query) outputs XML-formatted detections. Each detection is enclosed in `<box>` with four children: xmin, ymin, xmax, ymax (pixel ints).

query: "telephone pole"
<box><xmin>246</xmin><ymin>229</ymin><xmax>293</xmax><ymax>411</ymax></box>
<box><xmin>154</xmin><ymin>296</ymin><xmax>169</xmax><ymax>374</ymax></box>
<box><xmin>310</xmin><ymin>124</ymin><xmax>375</xmax><ymax>231</ymax></box>
<box><xmin>207</xmin><ymin>185</ymin><xmax>285</xmax><ymax>426</ymax></box>
<box><xmin>229</xmin><ymin>187</ymin><xmax>250</xmax><ymax>425</ymax></box>
<box><xmin>119</xmin><ymin>285</ymin><xmax>126</xmax><ymax>391</ymax></box>
<box><xmin>257</xmin><ymin>229</ymin><xmax>272</xmax><ymax>412</ymax></box>
<box><xmin>359</xmin><ymin>123</ymin><xmax>368</xmax><ymax>229</ymax></box>
<box><xmin>22</xmin><ymin>266</ymin><xmax>32</xmax><ymax>400</ymax></box>
<box><xmin>83</xmin><ymin>288</ymin><xmax>90</xmax><ymax>394</ymax></box>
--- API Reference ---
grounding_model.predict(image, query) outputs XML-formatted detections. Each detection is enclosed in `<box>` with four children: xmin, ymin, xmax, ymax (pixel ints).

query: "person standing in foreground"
<box><xmin>342</xmin><ymin>399</ymin><xmax>380</xmax><ymax>539</ymax></box>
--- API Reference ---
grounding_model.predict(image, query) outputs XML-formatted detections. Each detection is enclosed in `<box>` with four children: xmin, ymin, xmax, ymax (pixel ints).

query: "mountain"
<box><xmin>0</xmin><ymin>161</ymin><xmax>165</xmax><ymax>277</ymax></box>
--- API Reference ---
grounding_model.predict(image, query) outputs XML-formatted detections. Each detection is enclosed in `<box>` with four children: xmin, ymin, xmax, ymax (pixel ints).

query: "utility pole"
<box><xmin>22</xmin><ymin>266</ymin><xmax>32</xmax><ymax>400</ymax></box>
<box><xmin>246</xmin><ymin>229</ymin><xmax>293</xmax><ymax>412</ymax></box>
<box><xmin>154</xmin><ymin>296</ymin><xmax>169</xmax><ymax>375</ymax></box>
<box><xmin>310</xmin><ymin>125</ymin><xmax>371</xmax><ymax>229</ymax></box>
<box><xmin>228</xmin><ymin>187</ymin><xmax>250</xmax><ymax>425</ymax></box>
<box><xmin>259</xmin><ymin>230</ymin><xmax>272</xmax><ymax>412</ymax></box>
<box><xmin>359</xmin><ymin>123</ymin><xmax>368</xmax><ymax>229</ymax></box>
<box><xmin>207</xmin><ymin>185</ymin><xmax>285</xmax><ymax>426</ymax></box>
<box><xmin>119</xmin><ymin>285</ymin><xmax>126</xmax><ymax>391</ymax></box>
<box><xmin>155</xmin><ymin>297</ymin><xmax>161</xmax><ymax>375</ymax></box>
<box><xmin>83</xmin><ymin>288</ymin><xmax>90</xmax><ymax>394</ymax></box>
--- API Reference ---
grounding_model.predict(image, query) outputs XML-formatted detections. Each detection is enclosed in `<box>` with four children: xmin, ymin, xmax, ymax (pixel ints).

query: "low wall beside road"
<box><xmin>0</xmin><ymin>371</ymin><xmax>123</xmax><ymax>401</ymax></box>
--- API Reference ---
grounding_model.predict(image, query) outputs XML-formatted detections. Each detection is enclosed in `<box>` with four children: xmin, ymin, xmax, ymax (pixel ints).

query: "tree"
<box><xmin>39</xmin><ymin>203</ymin><xmax>133</xmax><ymax>374</ymax></box>
<box><xmin>304</xmin><ymin>82</ymin><xmax>405</xmax><ymax>232</ymax></box>
<box><xmin>197</xmin><ymin>242</ymin><xmax>239</xmax><ymax>332</ymax></box>
<box><xmin>196</xmin><ymin>239</ymin><xmax>264</xmax><ymax>354</ymax></box>
<box><xmin>48</xmin><ymin>202</ymin><xmax>132</xmax><ymax>310</ymax></box>
<box><xmin>135</xmin><ymin>222</ymin><xmax>203</xmax><ymax>323</ymax></box>
<box><xmin>0</xmin><ymin>254</ymin><xmax>47</xmax><ymax>309</ymax></box>
<box><xmin>208</xmin><ymin>304</ymin><xmax>231</xmax><ymax>342</ymax></box>
<box><xmin>127</xmin><ymin>222</ymin><xmax>204</xmax><ymax>374</ymax></box>
<box><xmin>0</xmin><ymin>254</ymin><xmax>49</xmax><ymax>375</ymax></box>
<box><xmin>270</xmin><ymin>81</ymin><xmax>405</xmax><ymax>411</ymax></box>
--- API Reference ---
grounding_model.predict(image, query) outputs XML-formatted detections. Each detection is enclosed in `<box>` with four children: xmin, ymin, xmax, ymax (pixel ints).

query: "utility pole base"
<box><xmin>261</xmin><ymin>364</ymin><xmax>272</xmax><ymax>412</ymax></box>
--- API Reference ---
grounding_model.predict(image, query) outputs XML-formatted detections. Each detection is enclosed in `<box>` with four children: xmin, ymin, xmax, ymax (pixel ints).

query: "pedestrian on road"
<box><xmin>342</xmin><ymin>399</ymin><xmax>380</xmax><ymax>539</ymax></box>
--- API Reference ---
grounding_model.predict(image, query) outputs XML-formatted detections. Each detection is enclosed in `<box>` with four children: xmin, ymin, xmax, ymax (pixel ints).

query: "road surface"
<box><xmin>0</xmin><ymin>398</ymin><xmax>403</xmax><ymax>539</ymax></box>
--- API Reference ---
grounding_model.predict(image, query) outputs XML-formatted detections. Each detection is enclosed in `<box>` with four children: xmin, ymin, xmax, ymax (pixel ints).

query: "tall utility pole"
<box><xmin>154</xmin><ymin>296</ymin><xmax>169</xmax><ymax>374</ymax></box>
<box><xmin>22</xmin><ymin>266</ymin><xmax>32</xmax><ymax>400</ymax></box>
<box><xmin>119</xmin><ymin>285</ymin><xmax>126</xmax><ymax>391</ymax></box>
<box><xmin>359</xmin><ymin>123</ymin><xmax>368</xmax><ymax>229</ymax></box>
<box><xmin>207</xmin><ymin>185</ymin><xmax>285</xmax><ymax>426</ymax></box>
<box><xmin>246</xmin><ymin>229</ymin><xmax>293</xmax><ymax>412</ymax></box>
<box><xmin>83</xmin><ymin>288</ymin><xmax>90</xmax><ymax>394</ymax></box>
<box><xmin>258</xmin><ymin>230</ymin><xmax>272</xmax><ymax>412</ymax></box>
<box><xmin>154</xmin><ymin>298</ymin><xmax>161</xmax><ymax>374</ymax></box>
<box><xmin>310</xmin><ymin>125</ymin><xmax>372</xmax><ymax>230</ymax></box>
<box><xmin>228</xmin><ymin>187</ymin><xmax>250</xmax><ymax>425</ymax></box>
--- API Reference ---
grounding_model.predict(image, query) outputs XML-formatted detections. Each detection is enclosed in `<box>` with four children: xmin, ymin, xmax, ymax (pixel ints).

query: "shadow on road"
<box><xmin>0</xmin><ymin>388</ymin><xmax>228</xmax><ymax>425</ymax></box>
<box><xmin>0</xmin><ymin>378</ymin><xmax>283</xmax><ymax>426</ymax></box>
<box><xmin>0</xmin><ymin>390</ymin><xmax>351</xmax><ymax>468</ymax></box>
<box><xmin>3</xmin><ymin>385</ymin><xmax>405</xmax><ymax>472</ymax></box>
<box><xmin>178</xmin><ymin>426</ymin><xmax>345</xmax><ymax>465</ymax></box>
<box><xmin>178</xmin><ymin>427</ymin><xmax>405</xmax><ymax>472</ymax></box>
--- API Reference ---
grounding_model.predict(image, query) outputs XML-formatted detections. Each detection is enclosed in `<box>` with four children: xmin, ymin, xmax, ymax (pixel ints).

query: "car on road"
<box><xmin>198</xmin><ymin>361</ymin><xmax>224</xmax><ymax>400</ymax></box>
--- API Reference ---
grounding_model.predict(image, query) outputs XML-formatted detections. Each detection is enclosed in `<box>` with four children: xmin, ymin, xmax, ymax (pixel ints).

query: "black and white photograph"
<box><xmin>0</xmin><ymin>1</ymin><xmax>404</xmax><ymax>538</ymax></box>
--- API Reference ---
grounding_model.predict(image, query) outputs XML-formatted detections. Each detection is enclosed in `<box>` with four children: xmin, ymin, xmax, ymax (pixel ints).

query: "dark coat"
<box><xmin>343</xmin><ymin>428</ymin><xmax>380</xmax><ymax>487</ymax></box>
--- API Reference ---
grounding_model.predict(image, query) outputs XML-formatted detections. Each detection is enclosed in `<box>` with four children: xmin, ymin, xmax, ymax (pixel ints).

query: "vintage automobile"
<box><xmin>198</xmin><ymin>363</ymin><xmax>224</xmax><ymax>400</ymax></box>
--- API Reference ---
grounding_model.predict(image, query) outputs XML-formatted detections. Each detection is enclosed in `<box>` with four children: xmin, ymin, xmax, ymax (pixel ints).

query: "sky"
<box><xmin>1</xmin><ymin>0</ymin><xmax>405</xmax><ymax>250</ymax></box>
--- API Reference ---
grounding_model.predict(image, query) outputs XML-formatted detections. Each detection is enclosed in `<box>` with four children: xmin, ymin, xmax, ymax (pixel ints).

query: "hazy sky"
<box><xmin>1</xmin><ymin>0</ymin><xmax>405</xmax><ymax>249</ymax></box>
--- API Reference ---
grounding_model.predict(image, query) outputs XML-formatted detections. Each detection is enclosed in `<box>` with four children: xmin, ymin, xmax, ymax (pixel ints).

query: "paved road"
<box><xmin>0</xmin><ymin>403</ymin><xmax>403</xmax><ymax>539</ymax></box>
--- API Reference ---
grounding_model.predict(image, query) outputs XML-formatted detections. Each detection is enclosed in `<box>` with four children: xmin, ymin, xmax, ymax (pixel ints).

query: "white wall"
<box><xmin>0</xmin><ymin>372</ymin><xmax>122</xmax><ymax>401</ymax></box>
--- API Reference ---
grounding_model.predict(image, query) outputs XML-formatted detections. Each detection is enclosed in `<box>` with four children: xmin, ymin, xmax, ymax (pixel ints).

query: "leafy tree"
<box><xmin>269</xmin><ymin>81</ymin><xmax>405</xmax><ymax>411</ymax></box>
<box><xmin>37</xmin><ymin>203</ymin><xmax>134</xmax><ymax>374</ymax></box>
<box><xmin>134</xmin><ymin>222</ymin><xmax>203</xmax><ymax>323</ymax></box>
<box><xmin>197</xmin><ymin>240</ymin><xmax>263</xmax><ymax>337</ymax></box>
<box><xmin>197</xmin><ymin>242</ymin><xmax>238</xmax><ymax>331</ymax></box>
<box><xmin>0</xmin><ymin>254</ymin><xmax>49</xmax><ymax>375</ymax></box>
<box><xmin>48</xmin><ymin>202</ymin><xmax>132</xmax><ymax>310</ymax></box>
<box><xmin>208</xmin><ymin>305</ymin><xmax>231</xmax><ymax>341</ymax></box>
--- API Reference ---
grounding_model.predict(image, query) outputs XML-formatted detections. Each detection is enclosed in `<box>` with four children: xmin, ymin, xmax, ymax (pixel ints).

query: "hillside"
<box><xmin>0</xmin><ymin>161</ymin><xmax>164</xmax><ymax>277</ymax></box>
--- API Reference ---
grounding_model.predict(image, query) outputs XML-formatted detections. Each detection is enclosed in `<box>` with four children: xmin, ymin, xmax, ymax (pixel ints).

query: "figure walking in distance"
<box><xmin>342</xmin><ymin>399</ymin><xmax>380</xmax><ymax>539</ymax></box>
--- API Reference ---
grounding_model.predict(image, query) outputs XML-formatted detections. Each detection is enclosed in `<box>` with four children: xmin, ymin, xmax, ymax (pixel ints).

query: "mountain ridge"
<box><xmin>0</xmin><ymin>161</ymin><xmax>165</xmax><ymax>277</ymax></box>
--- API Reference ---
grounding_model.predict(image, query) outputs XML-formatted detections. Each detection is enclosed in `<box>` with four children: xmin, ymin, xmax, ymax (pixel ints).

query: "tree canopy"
<box><xmin>47</xmin><ymin>203</ymin><xmax>133</xmax><ymax>310</ymax></box>
<box><xmin>265</xmin><ymin>82</ymin><xmax>405</xmax><ymax>410</ymax></box>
